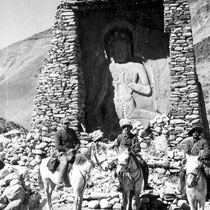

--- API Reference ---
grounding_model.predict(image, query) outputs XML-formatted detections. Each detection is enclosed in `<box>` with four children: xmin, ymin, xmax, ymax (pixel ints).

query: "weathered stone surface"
<box><xmin>3</xmin><ymin>184</ymin><xmax>25</xmax><ymax>202</ymax></box>
<box><xmin>4</xmin><ymin>199</ymin><xmax>22</xmax><ymax>210</ymax></box>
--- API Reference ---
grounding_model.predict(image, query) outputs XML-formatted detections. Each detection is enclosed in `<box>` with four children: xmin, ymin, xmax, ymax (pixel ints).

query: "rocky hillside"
<box><xmin>189</xmin><ymin>0</ymin><xmax>210</xmax><ymax>125</ymax></box>
<box><xmin>0</xmin><ymin>0</ymin><xmax>210</xmax><ymax>131</ymax></box>
<box><xmin>0</xmin><ymin>29</ymin><xmax>52</xmax><ymax>129</ymax></box>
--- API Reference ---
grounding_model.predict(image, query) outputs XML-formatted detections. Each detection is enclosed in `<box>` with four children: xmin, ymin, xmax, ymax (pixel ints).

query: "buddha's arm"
<box><xmin>128</xmin><ymin>65</ymin><xmax>152</xmax><ymax>96</ymax></box>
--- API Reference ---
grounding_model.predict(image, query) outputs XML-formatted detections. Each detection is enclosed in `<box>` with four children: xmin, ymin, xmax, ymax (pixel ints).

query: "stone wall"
<box><xmin>164</xmin><ymin>0</ymin><xmax>206</xmax><ymax>140</ymax></box>
<box><xmin>31</xmin><ymin>2</ymin><xmax>85</xmax><ymax>134</ymax></box>
<box><xmin>31</xmin><ymin>0</ymin><xmax>206</xmax><ymax>149</ymax></box>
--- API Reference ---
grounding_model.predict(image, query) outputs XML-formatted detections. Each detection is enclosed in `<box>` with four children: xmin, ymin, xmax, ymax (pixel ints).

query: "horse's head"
<box><xmin>90</xmin><ymin>142</ymin><xmax>109</xmax><ymax>171</ymax></box>
<box><xmin>185</xmin><ymin>154</ymin><xmax>203</xmax><ymax>188</ymax></box>
<box><xmin>116</xmin><ymin>146</ymin><xmax>131</xmax><ymax>174</ymax></box>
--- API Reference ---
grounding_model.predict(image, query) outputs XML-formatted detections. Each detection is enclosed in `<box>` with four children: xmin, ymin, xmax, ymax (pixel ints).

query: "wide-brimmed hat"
<box><xmin>188</xmin><ymin>126</ymin><xmax>203</xmax><ymax>136</ymax></box>
<box><xmin>90</xmin><ymin>129</ymin><xmax>104</xmax><ymax>142</ymax></box>
<box><xmin>119</xmin><ymin>119</ymin><xmax>132</xmax><ymax>129</ymax></box>
<box><xmin>62</xmin><ymin>118</ymin><xmax>70</xmax><ymax>124</ymax></box>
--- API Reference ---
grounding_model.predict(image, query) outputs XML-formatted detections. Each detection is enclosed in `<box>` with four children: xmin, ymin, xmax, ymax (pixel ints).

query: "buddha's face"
<box><xmin>111</xmin><ymin>40</ymin><xmax>131</xmax><ymax>63</ymax></box>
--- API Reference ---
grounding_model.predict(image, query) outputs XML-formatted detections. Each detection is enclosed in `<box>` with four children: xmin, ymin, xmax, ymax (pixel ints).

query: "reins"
<box><xmin>91</xmin><ymin>145</ymin><xmax>108</xmax><ymax>170</ymax></box>
<box><xmin>124</xmin><ymin>152</ymin><xmax>142</xmax><ymax>184</ymax></box>
<box><xmin>186</xmin><ymin>168</ymin><xmax>202</xmax><ymax>188</ymax></box>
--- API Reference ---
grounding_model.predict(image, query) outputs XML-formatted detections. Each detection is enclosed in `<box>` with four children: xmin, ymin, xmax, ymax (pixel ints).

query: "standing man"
<box><xmin>115</xmin><ymin>118</ymin><xmax>152</xmax><ymax>191</ymax></box>
<box><xmin>179</xmin><ymin>126</ymin><xmax>210</xmax><ymax>198</ymax></box>
<box><xmin>54</xmin><ymin>117</ymin><xmax>81</xmax><ymax>190</ymax></box>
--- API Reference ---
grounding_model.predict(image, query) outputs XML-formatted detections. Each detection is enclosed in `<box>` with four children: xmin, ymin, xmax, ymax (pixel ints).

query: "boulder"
<box><xmin>4</xmin><ymin>199</ymin><xmax>22</xmax><ymax>210</ymax></box>
<box><xmin>3</xmin><ymin>184</ymin><xmax>25</xmax><ymax>202</ymax></box>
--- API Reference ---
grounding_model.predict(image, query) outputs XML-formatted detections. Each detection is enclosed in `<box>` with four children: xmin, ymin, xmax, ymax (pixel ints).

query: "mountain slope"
<box><xmin>0</xmin><ymin>29</ymin><xmax>52</xmax><ymax>129</ymax></box>
<box><xmin>0</xmin><ymin>1</ymin><xmax>210</xmax><ymax>130</ymax></box>
<box><xmin>189</xmin><ymin>0</ymin><xmax>210</xmax><ymax>125</ymax></box>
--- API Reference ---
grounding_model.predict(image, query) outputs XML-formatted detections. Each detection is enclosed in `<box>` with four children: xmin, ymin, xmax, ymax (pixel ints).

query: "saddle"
<box><xmin>47</xmin><ymin>151</ymin><xmax>75</xmax><ymax>187</ymax></box>
<box><xmin>47</xmin><ymin>157</ymin><xmax>60</xmax><ymax>173</ymax></box>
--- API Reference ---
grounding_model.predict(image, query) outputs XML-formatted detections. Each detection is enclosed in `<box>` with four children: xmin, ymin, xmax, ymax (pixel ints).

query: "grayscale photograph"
<box><xmin>0</xmin><ymin>0</ymin><xmax>210</xmax><ymax>209</ymax></box>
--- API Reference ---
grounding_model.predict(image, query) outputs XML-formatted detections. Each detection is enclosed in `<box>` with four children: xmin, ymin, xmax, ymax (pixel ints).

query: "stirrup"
<box><xmin>116</xmin><ymin>186</ymin><xmax>123</xmax><ymax>192</ymax></box>
<box><xmin>55</xmin><ymin>183</ymin><xmax>64</xmax><ymax>191</ymax></box>
<box><xmin>144</xmin><ymin>184</ymin><xmax>153</xmax><ymax>190</ymax></box>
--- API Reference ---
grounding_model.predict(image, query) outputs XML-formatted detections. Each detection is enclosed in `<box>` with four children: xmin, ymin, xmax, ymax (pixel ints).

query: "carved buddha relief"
<box><xmin>103</xmin><ymin>26</ymin><xmax>156</xmax><ymax>121</ymax></box>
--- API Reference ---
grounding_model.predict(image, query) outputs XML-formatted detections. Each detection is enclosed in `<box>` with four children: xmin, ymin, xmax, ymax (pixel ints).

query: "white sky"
<box><xmin>0</xmin><ymin>0</ymin><xmax>60</xmax><ymax>49</ymax></box>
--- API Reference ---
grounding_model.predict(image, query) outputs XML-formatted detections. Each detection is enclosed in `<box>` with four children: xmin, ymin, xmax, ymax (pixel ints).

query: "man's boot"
<box><xmin>178</xmin><ymin>170</ymin><xmax>187</xmax><ymax>199</ymax></box>
<box><xmin>116</xmin><ymin>171</ymin><xmax>123</xmax><ymax>192</ymax></box>
<box><xmin>142</xmin><ymin>163</ymin><xmax>153</xmax><ymax>190</ymax></box>
<box><xmin>55</xmin><ymin>162</ymin><xmax>67</xmax><ymax>191</ymax></box>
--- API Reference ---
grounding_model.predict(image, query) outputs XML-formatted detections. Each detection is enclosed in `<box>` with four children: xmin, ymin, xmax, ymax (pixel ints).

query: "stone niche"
<box><xmin>31</xmin><ymin>0</ymin><xmax>207</xmax><ymax>143</ymax></box>
<box><xmin>77</xmin><ymin>0</ymin><xmax>170</xmax><ymax>138</ymax></box>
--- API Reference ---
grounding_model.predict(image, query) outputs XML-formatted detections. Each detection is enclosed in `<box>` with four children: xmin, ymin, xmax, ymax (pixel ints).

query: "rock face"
<box><xmin>29</xmin><ymin>0</ymin><xmax>207</xmax><ymax>147</ymax></box>
<box><xmin>0</xmin><ymin>1</ymin><xmax>210</xmax><ymax>141</ymax></box>
<box><xmin>189</xmin><ymin>0</ymin><xmax>210</xmax><ymax>135</ymax></box>
<box><xmin>30</xmin><ymin>0</ymin><xmax>171</xmax><ymax>140</ymax></box>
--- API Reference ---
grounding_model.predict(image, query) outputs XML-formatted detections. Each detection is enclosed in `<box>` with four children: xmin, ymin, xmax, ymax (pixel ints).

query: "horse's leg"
<box><xmin>78</xmin><ymin>194</ymin><xmax>83</xmax><ymax>210</ymax></box>
<box><xmin>44</xmin><ymin>179</ymin><xmax>55</xmax><ymax>210</ymax></box>
<box><xmin>72</xmin><ymin>179</ymin><xmax>86</xmax><ymax>210</ymax></box>
<box><xmin>122</xmin><ymin>192</ymin><xmax>128</xmax><ymax>210</ymax></box>
<box><xmin>187</xmin><ymin>196</ymin><xmax>197</xmax><ymax>210</ymax></box>
<box><xmin>198</xmin><ymin>200</ymin><xmax>205</xmax><ymax>210</ymax></box>
<box><xmin>134</xmin><ymin>191</ymin><xmax>141</xmax><ymax>210</ymax></box>
<box><xmin>125</xmin><ymin>191</ymin><xmax>132</xmax><ymax>210</ymax></box>
<box><xmin>128</xmin><ymin>192</ymin><xmax>133</xmax><ymax>210</ymax></box>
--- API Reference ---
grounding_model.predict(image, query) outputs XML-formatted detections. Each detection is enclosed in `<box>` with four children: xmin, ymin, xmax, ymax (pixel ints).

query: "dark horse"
<box><xmin>116</xmin><ymin>146</ymin><xmax>144</xmax><ymax>210</ymax></box>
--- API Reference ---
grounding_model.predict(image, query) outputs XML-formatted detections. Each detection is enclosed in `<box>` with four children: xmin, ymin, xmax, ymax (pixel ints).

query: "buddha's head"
<box><xmin>106</xmin><ymin>30</ymin><xmax>133</xmax><ymax>63</ymax></box>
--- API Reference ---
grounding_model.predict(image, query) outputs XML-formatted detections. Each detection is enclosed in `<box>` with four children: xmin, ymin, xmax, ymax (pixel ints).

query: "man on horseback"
<box><xmin>54</xmin><ymin>117</ymin><xmax>81</xmax><ymax>190</ymax></box>
<box><xmin>179</xmin><ymin>126</ymin><xmax>210</xmax><ymax>198</ymax></box>
<box><xmin>114</xmin><ymin>118</ymin><xmax>152</xmax><ymax>191</ymax></box>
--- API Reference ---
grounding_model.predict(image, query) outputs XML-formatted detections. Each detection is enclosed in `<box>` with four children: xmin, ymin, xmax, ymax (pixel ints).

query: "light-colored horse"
<box><xmin>116</xmin><ymin>146</ymin><xmax>144</xmax><ymax>210</ymax></box>
<box><xmin>40</xmin><ymin>143</ymin><xmax>109</xmax><ymax>210</ymax></box>
<box><xmin>185</xmin><ymin>154</ymin><xmax>207</xmax><ymax>210</ymax></box>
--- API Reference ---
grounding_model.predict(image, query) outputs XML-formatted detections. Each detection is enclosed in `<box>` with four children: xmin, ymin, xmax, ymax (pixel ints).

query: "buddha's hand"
<box><xmin>110</xmin><ymin>57</ymin><xmax>115</xmax><ymax>63</ymax></box>
<box><xmin>119</xmin><ymin>72</ymin><xmax>126</xmax><ymax>84</ymax></box>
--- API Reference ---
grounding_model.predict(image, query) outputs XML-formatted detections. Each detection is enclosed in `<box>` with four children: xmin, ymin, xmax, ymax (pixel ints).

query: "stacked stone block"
<box><xmin>31</xmin><ymin>0</ymin><xmax>203</xmax><ymax>150</ymax></box>
<box><xmin>31</xmin><ymin>1</ymin><xmax>85</xmax><ymax>135</ymax></box>
<box><xmin>164</xmin><ymin>0</ymin><xmax>202</xmax><ymax>138</ymax></box>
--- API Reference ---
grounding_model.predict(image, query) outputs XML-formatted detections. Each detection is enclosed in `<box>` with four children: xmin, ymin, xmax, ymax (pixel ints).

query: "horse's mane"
<box><xmin>118</xmin><ymin>145</ymin><xmax>129</xmax><ymax>155</ymax></box>
<box><xmin>74</xmin><ymin>147</ymin><xmax>92</xmax><ymax>165</ymax></box>
<box><xmin>74</xmin><ymin>142</ymin><xmax>107</xmax><ymax>166</ymax></box>
<box><xmin>74</xmin><ymin>154</ymin><xmax>88</xmax><ymax>165</ymax></box>
<box><xmin>186</xmin><ymin>155</ymin><xmax>202</xmax><ymax>171</ymax></box>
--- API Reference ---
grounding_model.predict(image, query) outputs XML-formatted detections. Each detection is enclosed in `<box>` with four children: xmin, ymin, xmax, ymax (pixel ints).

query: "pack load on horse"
<box><xmin>116</xmin><ymin>145</ymin><xmax>144</xmax><ymax>210</ymax></box>
<box><xmin>40</xmin><ymin>141</ymin><xmax>109</xmax><ymax>210</ymax></box>
<box><xmin>185</xmin><ymin>154</ymin><xmax>207</xmax><ymax>210</ymax></box>
<box><xmin>40</xmin><ymin>118</ymin><xmax>109</xmax><ymax>210</ymax></box>
<box><xmin>179</xmin><ymin>126</ymin><xmax>210</xmax><ymax>199</ymax></box>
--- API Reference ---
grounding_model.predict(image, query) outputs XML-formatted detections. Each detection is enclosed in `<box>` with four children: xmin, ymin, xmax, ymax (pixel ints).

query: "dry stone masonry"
<box><xmin>31</xmin><ymin>2</ymin><xmax>85</xmax><ymax>134</ymax></box>
<box><xmin>0</xmin><ymin>1</ymin><xmax>209</xmax><ymax>209</ymax></box>
<box><xmin>31</xmin><ymin>0</ymin><xmax>205</xmax><ymax>150</ymax></box>
<box><xmin>1</xmin><ymin>117</ymin><xmax>210</xmax><ymax>209</ymax></box>
<box><xmin>164</xmin><ymin>0</ymin><xmax>204</xmax><ymax>139</ymax></box>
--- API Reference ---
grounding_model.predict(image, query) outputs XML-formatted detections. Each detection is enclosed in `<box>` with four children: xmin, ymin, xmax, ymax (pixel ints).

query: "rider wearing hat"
<box><xmin>114</xmin><ymin>118</ymin><xmax>152</xmax><ymax>191</ymax></box>
<box><xmin>54</xmin><ymin>117</ymin><xmax>81</xmax><ymax>190</ymax></box>
<box><xmin>179</xmin><ymin>126</ymin><xmax>210</xmax><ymax>198</ymax></box>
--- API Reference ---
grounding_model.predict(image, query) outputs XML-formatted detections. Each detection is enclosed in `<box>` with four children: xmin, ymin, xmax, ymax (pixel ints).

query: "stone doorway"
<box><xmin>77</xmin><ymin>1</ymin><xmax>170</xmax><ymax>139</ymax></box>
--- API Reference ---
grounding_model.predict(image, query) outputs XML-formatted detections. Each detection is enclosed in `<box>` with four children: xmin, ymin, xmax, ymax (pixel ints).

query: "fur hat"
<box><xmin>119</xmin><ymin>119</ymin><xmax>132</xmax><ymax>129</ymax></box>
<box><xmin>62</xmin><ymin>118</ymin><xmax>70</xmax><ymax>124</ymax></box>
<box><xmin>188</xmin><ymin>126</ymin><xmax>203</xmax><ymax>136</ymax></box>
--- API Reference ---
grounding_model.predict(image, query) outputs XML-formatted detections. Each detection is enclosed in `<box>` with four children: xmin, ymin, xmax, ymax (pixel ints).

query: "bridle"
<box><xmin>120</xmin><ymin>151</ymin><xmax>142</xmax><ymax>184</ymax></box>
<box><xmin>186</xmin><ymin>167</ymin><xmax>202</xmax><ymax>188</ymax></box>
<box><xmin>91</xmin><ymin>144</ymin><xmax>108</xmax><ymax>170</ymax></box>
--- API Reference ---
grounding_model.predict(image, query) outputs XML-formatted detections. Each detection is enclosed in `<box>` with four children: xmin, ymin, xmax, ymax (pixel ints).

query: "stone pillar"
<box><xmin>31</xmin><ymin>1</ymin><xmax>85</xmax><ymax>137</ymax></box>
<box><xmin>164</xmin><ymin>0</ymin><xmax>202</xmax><ymax>140</ymax></box>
